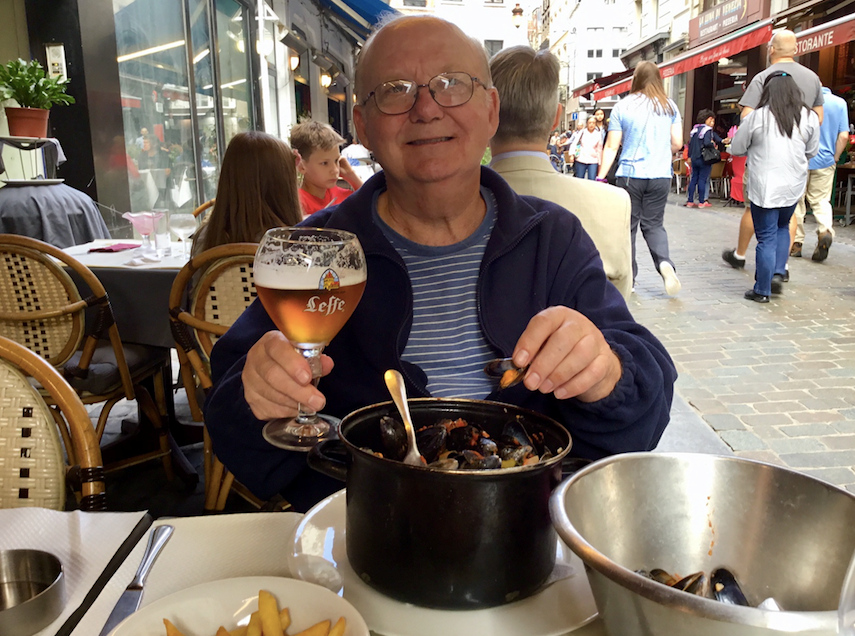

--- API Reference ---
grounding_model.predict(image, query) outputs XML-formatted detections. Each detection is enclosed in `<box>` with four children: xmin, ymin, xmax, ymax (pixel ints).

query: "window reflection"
<box><xmin>113</xmin><ymin>0</ymin><xmax>199</xmax><ymax>213</ymax></box>
<box><xmin>216</xmin><ymin>0</ymin><xmax>254</xmax><ymax>145</ymax></box>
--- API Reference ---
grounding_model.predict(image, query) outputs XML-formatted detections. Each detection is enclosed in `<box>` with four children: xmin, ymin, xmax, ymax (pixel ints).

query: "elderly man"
<box><xmin>488</xmin><ymin>45</ymin><xmax>632</xmax><ymax>298</ymax></box>
<box><xmin>722</xmin><ymin>29</ymin><xmax>823</xmax><ymax>275</ymax></box>
<box><xmin>204</xmin><ymin>16</ymin><xmax>676</xmax><ymax>510</ymax></box>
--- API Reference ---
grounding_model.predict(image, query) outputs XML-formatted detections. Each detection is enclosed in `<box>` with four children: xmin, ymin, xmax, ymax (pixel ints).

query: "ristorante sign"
<box><xmin>795</xmin><ymin>14</ymin><xmax>855</xmax><ymax>56</ymax></box>
<box><xmin>689</xmin><ymin>0</ymin><xmax>765</xmax><ymax>47</ymax></box>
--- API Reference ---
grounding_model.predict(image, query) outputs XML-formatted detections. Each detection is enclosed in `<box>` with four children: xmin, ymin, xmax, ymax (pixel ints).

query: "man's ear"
<box><xmin>552</xmin><ymin>103</ymin><xmax>563</xmax><ymax>131</ymax></box>
<box><xmin>353</xmin><ymin>106</ymin><xmax>373</xmax><ymax>152</ymax></box>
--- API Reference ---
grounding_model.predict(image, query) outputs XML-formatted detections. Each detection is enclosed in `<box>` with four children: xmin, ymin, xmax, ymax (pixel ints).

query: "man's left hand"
<box><xmin>512</xmin><ymin>306</ymin><xmax>622</xmax><ymax>403</ymax></box>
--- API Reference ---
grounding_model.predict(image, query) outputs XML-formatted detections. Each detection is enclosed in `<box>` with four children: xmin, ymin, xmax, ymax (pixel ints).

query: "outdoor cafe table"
<box><xmin>61</xmin><ymin>240</ymin><xmax>187</xmax><ymax>349</ymax></box>
<box><xmin>0</xmin><ymin>505</ymin><xmax>606</xmax><ymax>636</ymax></box>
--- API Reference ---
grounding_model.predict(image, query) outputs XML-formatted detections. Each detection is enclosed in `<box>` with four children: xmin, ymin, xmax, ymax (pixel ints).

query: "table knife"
<box><xmin>97</xmin><ymin>524</ymin><xmax>174</xmax><ymax>636</ymax></box>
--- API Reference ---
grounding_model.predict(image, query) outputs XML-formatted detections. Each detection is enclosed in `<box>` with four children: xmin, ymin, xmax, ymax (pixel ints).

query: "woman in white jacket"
<box><xmin>730</xmin><ymin>71</ymin><xmax>820</xmax><ymax>303</ymax></box>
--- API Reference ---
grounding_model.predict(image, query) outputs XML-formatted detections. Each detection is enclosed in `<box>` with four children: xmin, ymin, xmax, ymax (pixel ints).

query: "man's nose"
<box><xmin>409</xmin><ymin>86</ymin><xmax>442</xmax><ymax>121</ymax></box>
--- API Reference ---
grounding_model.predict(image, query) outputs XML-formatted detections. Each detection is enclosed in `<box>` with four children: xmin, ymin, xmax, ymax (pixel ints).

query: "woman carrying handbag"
<box><xmin>685</xmin><ymin>109</ymin><xmax>729</xmax><ymax>208</ymax></box>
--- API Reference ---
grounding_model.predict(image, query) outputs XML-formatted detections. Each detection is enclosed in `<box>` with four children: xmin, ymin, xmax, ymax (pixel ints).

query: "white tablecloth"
<box><xmin>71</xmin><ymin>513</ymin><xmax>606</xmax><ymax>636</ymax></box>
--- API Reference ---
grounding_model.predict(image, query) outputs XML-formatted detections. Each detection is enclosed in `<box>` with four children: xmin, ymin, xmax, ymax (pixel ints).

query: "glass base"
<box><xmin>262</xmin><ymin>413</ymin><xmax>341</xmax><ymax>451</ymax></box>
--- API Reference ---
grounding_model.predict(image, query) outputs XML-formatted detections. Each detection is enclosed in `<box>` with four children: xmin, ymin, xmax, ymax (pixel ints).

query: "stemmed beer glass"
<box><xmin>254</xmin><ymin>227</ymin><xmax>367</xmax><ymax>451</ymax></box>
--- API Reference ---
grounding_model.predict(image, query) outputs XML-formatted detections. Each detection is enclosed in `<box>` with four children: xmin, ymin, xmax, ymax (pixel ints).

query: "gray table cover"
<box><xmin>0</xmin><ymin>183</ymin><xmax>110</xmax><ymax>248</ymax></box>
<box><xmin>66</xmin><ymin>266</ymin><xmax>179</xmax><ymax>349</ymax></box>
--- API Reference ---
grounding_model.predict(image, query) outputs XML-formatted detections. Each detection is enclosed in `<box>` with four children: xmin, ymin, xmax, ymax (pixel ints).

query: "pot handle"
<box><xmin>561</xmin><ymin>457</ymin><xmax>592</xmax><ymax>480</ymax></box>
<box><xmin>307</xmin><ymin>438</ymin><xmax>348</xmax><ymax>481</ymax></box>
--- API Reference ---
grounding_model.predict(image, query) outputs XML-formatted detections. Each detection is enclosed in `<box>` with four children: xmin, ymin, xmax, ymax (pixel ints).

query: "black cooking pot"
<box><xmin>308</xmin><ymin>398</ymin><xmax>572</xmax><ymax>610</ymax></box>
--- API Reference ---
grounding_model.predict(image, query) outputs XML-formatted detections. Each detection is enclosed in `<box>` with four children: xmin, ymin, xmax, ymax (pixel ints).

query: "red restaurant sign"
<box><xmin>689</xmin><ymin>0</ymin><xmax>765</xmax><ymax>47</ymax></box>
<box><xmin>591</xmin><ymin>12</ymin><xmax>855</xmax><ymax>102</ymax></box>
<box><xmin>794</xmin><ymin>14</ymin><xmax>855</xmax><ymax>56</ymax></box>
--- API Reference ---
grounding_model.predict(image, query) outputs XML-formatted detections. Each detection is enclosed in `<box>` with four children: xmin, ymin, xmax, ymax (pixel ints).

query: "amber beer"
<box><xmin>256</xmin><ymin>281</ymin><xmax>366</xmax><ymax>346</ymax></box>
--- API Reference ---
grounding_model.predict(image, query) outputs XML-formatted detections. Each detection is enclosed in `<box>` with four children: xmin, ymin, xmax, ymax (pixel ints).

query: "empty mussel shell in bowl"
<box><xmin>0</xmin><ymin>549</ymin><xmax>65</xmax><ymax>636</ymax></box>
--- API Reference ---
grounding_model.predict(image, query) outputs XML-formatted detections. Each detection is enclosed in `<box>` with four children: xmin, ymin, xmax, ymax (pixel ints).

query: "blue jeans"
<box><xmin>687</xmin><ymin>161</ymin><xmax>711</xmax><ymax>203</ymax></box>
<box><xmin>575</xmin><ymin>162</ymin><xmax>597</xmax><ymax>180</ymax></box>
<box><xmin>750</xmin><ymin>202</ymin><xmax>796</xmax><ymax>296</ymax></box>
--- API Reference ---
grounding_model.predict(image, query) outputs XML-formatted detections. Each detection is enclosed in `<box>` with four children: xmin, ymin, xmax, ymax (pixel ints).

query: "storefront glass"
<box><xmin>113</xmin><ymin>0</ymin><xmax>200</xmax><ymax>212</ymax></box>
<box><xmin>112</xmin><ymin>0</ymin><xmax>257</xmax><ymax>213</ymax></box>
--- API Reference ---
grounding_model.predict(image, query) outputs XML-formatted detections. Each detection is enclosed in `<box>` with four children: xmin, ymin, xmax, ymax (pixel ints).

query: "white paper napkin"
<box><xmin>0</xmin><ymin>508</ymin><xmax>148</xmax><ymax>636</ymax></box>
<box><xmin>72</xmin><ymin>512</ymin><xmax>302</xmax><ymax>636</ymax></box>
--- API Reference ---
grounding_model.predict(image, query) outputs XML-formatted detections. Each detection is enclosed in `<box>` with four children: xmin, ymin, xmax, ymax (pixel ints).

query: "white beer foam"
<box><xmin>254</xmin><ymin>266</ymin><xmax>366</xmax><ymax>289</ymax></box>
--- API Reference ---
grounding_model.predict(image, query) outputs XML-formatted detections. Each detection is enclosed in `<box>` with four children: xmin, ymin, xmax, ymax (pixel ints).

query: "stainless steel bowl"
<box><xmin>0</xmin><ymin>549</ymin><xmax>65</xmax><ymax>636</ymax></box>
<box><xmin>549</xmin><ymin>452</ymin><xmax>855</xmax><ymax>636</ymax></box>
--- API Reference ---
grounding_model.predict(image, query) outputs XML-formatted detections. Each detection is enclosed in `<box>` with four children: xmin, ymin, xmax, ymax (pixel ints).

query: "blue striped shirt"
<box><xmin>376</xmin><ymin>188</ymin><xmax>498</xmax><ymax>398</ymax></box>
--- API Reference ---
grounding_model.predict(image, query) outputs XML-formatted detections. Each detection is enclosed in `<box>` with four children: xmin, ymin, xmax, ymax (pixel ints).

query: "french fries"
<box><xmin>161</xmin><ymin>590</ymin><xmax>347</xmax><ymax>636</ymax></box>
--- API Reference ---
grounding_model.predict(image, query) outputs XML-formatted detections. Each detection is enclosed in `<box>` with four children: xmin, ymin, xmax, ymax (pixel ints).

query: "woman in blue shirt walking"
<box><xmin>597</xmin><ymin>62</ymin><xmax>684</xmax><ymax>296</ymax></box>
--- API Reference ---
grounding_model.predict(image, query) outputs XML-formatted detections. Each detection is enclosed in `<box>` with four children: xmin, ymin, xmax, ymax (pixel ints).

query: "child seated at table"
<box><xmin>289</xmin><ymin>120</ymin><xmax>363</xmax><ymax>218</ymax></box>
<box><xmin>193</xmin><ymin>131</ymin><xmax>302</xmax><ymax>255</ymax></box>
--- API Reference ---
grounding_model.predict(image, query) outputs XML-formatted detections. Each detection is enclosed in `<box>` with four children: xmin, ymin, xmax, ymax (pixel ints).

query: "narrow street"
<box><xmin>629</xmin><ymin>193</ymin><xmax>855</xmax><ymax>492</ymax></box>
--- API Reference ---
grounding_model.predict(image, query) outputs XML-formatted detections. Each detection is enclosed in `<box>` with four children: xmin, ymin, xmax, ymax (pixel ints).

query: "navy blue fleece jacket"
<box><xmin>205</xmin><ymin>168</ymin><xmax>677</xmax><ymax>499</ymax></box>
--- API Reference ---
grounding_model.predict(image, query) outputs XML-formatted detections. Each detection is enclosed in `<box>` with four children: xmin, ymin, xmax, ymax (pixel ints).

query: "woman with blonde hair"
<box><xmin>194</xmin><ymin>131</ymin><xmax>302</xmax><ymax>255</ymax></box>
<box><xmin>597</xmin><ymin>61</ymin><xmax>683</xmax><ymax>295</ymax></box>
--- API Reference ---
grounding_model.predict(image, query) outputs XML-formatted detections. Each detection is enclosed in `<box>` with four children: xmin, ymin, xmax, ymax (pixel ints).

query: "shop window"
<box><xmin>113</xmin><ymin>0</ymin><xmax>201</xmax><ymax>213</ymax></box>
<box><xmin>485</xmin><ymin>40</ymin><xmax>504</xmax><ymax>57</ymax></box>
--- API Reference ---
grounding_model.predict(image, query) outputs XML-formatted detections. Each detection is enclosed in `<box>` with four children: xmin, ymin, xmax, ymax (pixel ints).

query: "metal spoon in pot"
<box><xmin>383</xmin><ymin>369</ymin><xmax>423</xmax><ymax>467</ymax></box>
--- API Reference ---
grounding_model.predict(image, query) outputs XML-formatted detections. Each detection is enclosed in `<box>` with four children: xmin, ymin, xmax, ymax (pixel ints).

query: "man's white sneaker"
<box><xmin>660</xmin><ymin>262</ymin><xmax>681</xmax><ymax>296</ymax></box>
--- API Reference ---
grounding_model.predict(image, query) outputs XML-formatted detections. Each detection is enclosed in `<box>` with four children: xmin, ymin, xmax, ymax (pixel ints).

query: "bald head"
<box><xmin>354</xmin><ymin>16</ymin><xmax>491</xmax><ymax>101</ymax></box>
<box><xmin>770</xmin><ymin>29</ymin><xmax>797</xmax><ymax>61</ymax></box>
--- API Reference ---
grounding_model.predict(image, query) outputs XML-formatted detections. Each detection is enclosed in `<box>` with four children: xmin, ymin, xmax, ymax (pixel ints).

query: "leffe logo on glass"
<box><xmin>304</xmin><ymin>268</ymin><xmax>346</xmax><ymax>315</ymax></box>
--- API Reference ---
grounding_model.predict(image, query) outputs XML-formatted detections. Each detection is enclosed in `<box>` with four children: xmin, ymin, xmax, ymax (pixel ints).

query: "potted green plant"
<box><xmin>0</xmin><ymin>58</ymin><xmax>75</xmax><ymax>138</ymax></box>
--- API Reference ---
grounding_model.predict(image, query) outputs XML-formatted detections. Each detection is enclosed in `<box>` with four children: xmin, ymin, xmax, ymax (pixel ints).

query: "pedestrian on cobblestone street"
<box><xmin>730</xmin><ymin>72</ymin><xmax>820</xmax><ymax>303</ymax></box>
<box><xmin>597</xmin><ymin>61</ymin><xmax>684</xmax><ymax>296</ymax></box>
<box><xmin>721</xmin><ymin>30</ymin><xmax>824</xmax><ymax>276</ymax></box>
<box><xmin>686</xmin><ymin>109</ymin><xmax>729</xmax><ymax>209</ymax></box>
<box><xmin>790</xmin><ymin>86</ymin><xmax>851</xmax><ymax>263</ymax></box>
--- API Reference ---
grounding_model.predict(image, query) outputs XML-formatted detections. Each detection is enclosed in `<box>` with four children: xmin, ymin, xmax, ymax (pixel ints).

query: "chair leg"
<box><xmin>205</xmin><ymin>457</ymin><xmax>226</xmax><ymax>511</ymax></box>
<box><xmin>134</xmin><ymin>383</ymin><xmax>175</xmax><ymax>481</ymax></box>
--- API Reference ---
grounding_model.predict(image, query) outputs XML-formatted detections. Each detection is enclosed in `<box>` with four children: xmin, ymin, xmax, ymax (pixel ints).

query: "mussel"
<box><xmin>379</xmin><ymin>416</ymin><xmax>408</xmax><ymax>462</ymax></box>
<box><xmin>711</xmin><ymin>568</ymin><xmax>749</xmax><ymax>606</ymax></box>
<box><xmin>484</xmin><ymin>358</ymin><xmax>528</xmax><ymax>389</ymax></box>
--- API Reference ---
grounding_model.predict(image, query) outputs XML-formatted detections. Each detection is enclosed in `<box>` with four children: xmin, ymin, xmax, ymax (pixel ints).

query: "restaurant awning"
<box><xmin>592</xmin><ymin>19</ymin><xmax>773</xmax><ymax>100</ymax></box>
<box><xmin>794</xmin><ymin>12</ymin><xmax>855</xmax><ymax>56</ymax></box>
<box><xmin>571</xmin><ymin>69</ymin><xmax>634</xmax><ymax>99</ymax></box>
<box><xmin>317</xmin><ymin>0</ymin><xmax>398</xmax><ymax>38</ymax></box>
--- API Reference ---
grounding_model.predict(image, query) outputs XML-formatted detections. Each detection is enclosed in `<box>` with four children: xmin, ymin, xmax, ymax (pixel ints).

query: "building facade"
<box><xmin>1</xmin><ymin>0</ymin><xmax>390</xmax><ymax>234</ymax></box>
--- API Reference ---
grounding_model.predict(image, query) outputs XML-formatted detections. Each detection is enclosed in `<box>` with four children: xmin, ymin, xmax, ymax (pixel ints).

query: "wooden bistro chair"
<box><xmin>0</xmin><ymin>234</ymin><xmax>173</xmax><ymax>479</ymax></box>
<box><xmin>193</xmin><ymin>199</ymin><xmax>215</xmax><ymax>220</ymax></box>
<box><xmin>168</xmin><ymin>242</ymin><xmax>284</xmax><ymax>512</ymax></box>
<box><xmin>0</xmin><ymin>336</ymin><xmax>106</xmax><ymax>510</ymax></box>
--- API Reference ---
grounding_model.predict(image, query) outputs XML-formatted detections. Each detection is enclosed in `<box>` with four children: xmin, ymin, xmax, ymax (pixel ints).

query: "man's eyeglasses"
<box><xmin>361</xmin><ymin>72</ymin><xmax>488</xmax><ymax>115</ymax></box>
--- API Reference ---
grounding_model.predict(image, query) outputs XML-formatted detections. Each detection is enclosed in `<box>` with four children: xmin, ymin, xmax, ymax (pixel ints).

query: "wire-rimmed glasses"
<box><xmin>254</xmin><ymin>227</ymin><xmax>367</xmax><ymax>451</ymax></box>
<box><xmin>360</xmin><ymin>72</ymin><xmax>488</xmax><ymax>115</ymax></box>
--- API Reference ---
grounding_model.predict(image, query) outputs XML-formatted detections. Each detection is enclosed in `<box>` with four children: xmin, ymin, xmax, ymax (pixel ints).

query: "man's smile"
<box><xmin>407</xmin><ymin>136</ymin><xmax>453</xmax><ymax>146</ymax></box>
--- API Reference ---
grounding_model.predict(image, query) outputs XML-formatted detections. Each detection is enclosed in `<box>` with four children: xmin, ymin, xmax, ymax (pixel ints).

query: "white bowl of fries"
<box><xmin>107</xmin><ymin>576</ymin><xmax>369</xmax><ymax>636</ymax></box>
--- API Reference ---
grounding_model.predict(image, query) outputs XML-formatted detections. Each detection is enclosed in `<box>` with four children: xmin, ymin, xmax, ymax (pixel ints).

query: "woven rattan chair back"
<box><xmin>169</xmin><ymin>243</ymin><xmax>268</xmax><ymax>511</ymax></box>
<box><xmin>0</xmin><ymin>234</ymin><xmax>174</xmax><ymax>482</ymax></box>
<box><xmin>0</xmin><ymin>336</ymin><xmax>105</xmax><ymax>510</ymax></box>
<box><xmin>0</xmin><ymin>243</ymin><xmax>86</xmax><ymax>367</ymax></box>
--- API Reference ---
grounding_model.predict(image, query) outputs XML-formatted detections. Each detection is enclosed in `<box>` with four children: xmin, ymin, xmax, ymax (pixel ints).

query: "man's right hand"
<box><xmin>241</xmin><ymin>331</ymin><xmax>334</xmax><ymax>421</ymax></box>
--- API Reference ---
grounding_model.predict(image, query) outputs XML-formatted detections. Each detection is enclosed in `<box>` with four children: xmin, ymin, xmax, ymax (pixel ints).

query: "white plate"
<box><xmin>107</xmin><ymin>576</ymin><xmax>370</xmax><ymax>636</ymax></box>
<box><xmin>288</xmin><ymin>490</ymin><xmax>597</xmax><ymax>636</ymax></box>
<box><xmin>1</xmin><ymin>178</ymin><xmax>64</xmax><ymax>186</ymax></box>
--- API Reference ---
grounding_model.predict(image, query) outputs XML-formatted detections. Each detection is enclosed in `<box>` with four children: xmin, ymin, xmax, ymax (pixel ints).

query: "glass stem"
<box><xmin>182</xmin><ymin>237</ymin><xmax>188</xmax><ymax>259</ymax></box>
<box><xmin>295</xmin><ymin>346</ymin><xmax>324</xmax><ymax>424</ymax></box>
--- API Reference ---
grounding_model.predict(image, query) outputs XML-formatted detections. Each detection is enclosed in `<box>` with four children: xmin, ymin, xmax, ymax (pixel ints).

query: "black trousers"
<box><xmin>616</xmin><ymin>177</ymin><xmax>673</xmax><ymax>281</ymax></box>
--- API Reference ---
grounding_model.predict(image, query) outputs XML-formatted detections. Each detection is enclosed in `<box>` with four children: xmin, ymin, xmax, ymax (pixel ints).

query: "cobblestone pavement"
<box><xmin>628</xmin><ymin>193</ymin><xmax>855</xmax><ymax>493</ymax></box>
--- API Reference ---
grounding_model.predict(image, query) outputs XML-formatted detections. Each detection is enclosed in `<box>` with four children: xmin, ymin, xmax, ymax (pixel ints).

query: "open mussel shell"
<box><xmin>483</xmin><ymin>358</ymin><xmax>528</xmax><ymax>389</ymax></box>
<box><xmin>711</xmin><ymin>568</ymin><xmax>750</xmax><ymax>606</ymax></box>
